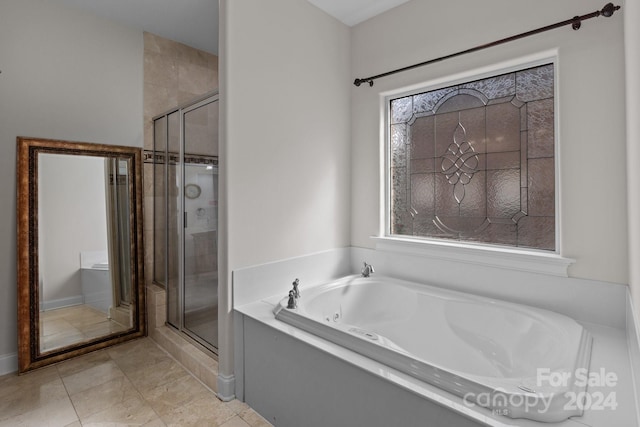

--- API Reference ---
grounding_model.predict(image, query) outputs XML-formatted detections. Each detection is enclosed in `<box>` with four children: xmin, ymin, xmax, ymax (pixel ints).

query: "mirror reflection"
<box><xmin>17</xmin><ymin>137</ymin><xmax>146</xmax><ymax>374</ymax></box>
<box><xmin>37</xmin><ymin>153</ymin><xmax>134</xmax><ymax>352</ymax></box>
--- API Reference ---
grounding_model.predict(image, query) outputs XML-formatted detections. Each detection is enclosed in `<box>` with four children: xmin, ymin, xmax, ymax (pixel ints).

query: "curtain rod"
<box><xmin>353</xmin><ymin>2</ymin><xmax>621</xmax><ymax>87</ymax></box>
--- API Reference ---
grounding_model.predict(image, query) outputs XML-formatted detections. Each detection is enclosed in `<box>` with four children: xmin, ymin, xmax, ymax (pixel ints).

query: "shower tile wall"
<box><xmin>143</xmin><ymin>31</ymin><xmax>219</xmax><ymax>289</ymax></box>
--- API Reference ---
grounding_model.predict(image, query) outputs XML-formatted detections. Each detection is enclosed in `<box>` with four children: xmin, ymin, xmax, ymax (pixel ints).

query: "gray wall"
<box><xmin>240</xmin><ymin>316</ymin><xmax>484</xmax><ymax>427</ymax></box>
<box><xmin>39</xmin><ymin>154</ymin><xmax>108</xmax><ymax>304</ymax></box>
<box><xmin>350</xmin><ymin>0</ymin><xmax>627</xmax><ymax>284</ymax></box>
<box><xmin>219</xmin><ymin>0</ymin><xmax>352</xmax><ymax>385</ymax></box>
<box><xmin>0</xmin><ymin>0</ymin><xmax>143</xmax><ymax>361</ymax></box>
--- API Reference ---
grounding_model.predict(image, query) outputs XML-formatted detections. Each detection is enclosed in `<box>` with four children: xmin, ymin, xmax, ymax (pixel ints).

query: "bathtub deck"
<box><xmin>235</xmin><ymin>298</ymin><xmax>638</xmax><ymax>427</ymax></box>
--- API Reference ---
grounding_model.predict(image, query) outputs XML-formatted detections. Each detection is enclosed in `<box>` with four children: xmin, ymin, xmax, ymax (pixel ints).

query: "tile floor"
<box><xmin>40</xmin><ymin>305</ymin><xmax>129</xmax><ymax>352</ymax></box>
<box><xmin>0</xmin><ymin>337</ymin><xmax>272</xmax><ymax>427</ymax></box>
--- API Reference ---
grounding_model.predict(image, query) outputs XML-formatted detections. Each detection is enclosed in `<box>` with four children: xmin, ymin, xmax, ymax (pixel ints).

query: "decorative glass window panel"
<box><xmin>389</xmin><ymin>63</ymin><xmax>555</xmax><ymax>251</ymax></box>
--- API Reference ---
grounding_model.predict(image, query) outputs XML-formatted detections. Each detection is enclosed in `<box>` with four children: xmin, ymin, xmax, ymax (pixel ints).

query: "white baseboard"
<box><xmin>0</xmin><ymin>352</ymin><xmax>18</xmax><ymax>376</ymax></box>
<box><xmin>217</xmin><ymin>373</ymin><xmax>235</xmax><ymax>401</ymax></box>
<box><xmin>41</xmin><ymin>295</ymin><xmax>83</xmax><ymax>311</ymax></box>
<box><xmin>627</xmin><ymin>290</ymin><xmax>640</xmax><ymax>426</ymax></box>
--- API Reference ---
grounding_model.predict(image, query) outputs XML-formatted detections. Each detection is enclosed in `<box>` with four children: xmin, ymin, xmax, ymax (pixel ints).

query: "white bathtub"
<box><xmin>273</xmin><ymin>275</ymin><xmax>592</xmax><ymax>423</ymax></box>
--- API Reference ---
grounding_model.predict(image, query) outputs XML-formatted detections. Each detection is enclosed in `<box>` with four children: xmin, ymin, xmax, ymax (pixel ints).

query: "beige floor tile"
<box><xmin>0</xmin><ymin>376</ymin><xmax>68</xmax><ymax>421</ymax></box>
<box><xmin>41</xmin><ymin>318</ymin><xmax>75</xmax><ymax>336</ymax></box>
<box><xmin>41</xmin><ymin>328</ymin><xmax>86</xmax><ymax>352</ymax></box>
<box><xmin>142</xmin><ymin>417</ymin><xmax>168</xmax><ymax>426</ymax></box>
<box><xmin>79</xmin><ymin>318</ymin><xmax>129</xmax><ymax>339</ymax></box>
<box><xmin>141</xmin><ymin>374</ymin><xmax>212</xmax><ymax>417</ymax></box>
<box><xmin>219</xmin><ymin>415</ymin><xmax>252</xmax><ymax>427</ymax></box>
<box><xmin>61</xmin><ymin>360</ymin><xmax>124</xmax><ymax>395</ymax></box>
<box><xmin>65</xmin><ymin>308</ymin><xmax>109</xmax><ymax>328</ymax></box>
<box><xmin>239</xmin><ymin>407</ymin><xmax>273</xmax><ymax>427</ymax></box>
<box><xmin>225</xmin><ymin>399</ymin><xmax>250</xmax><ymax>415</ymax></box>
<box><xmin>112</xmin><ymin>342</ymin><xmax>172</xmax><ymax>375</ymax></box>
<box><xmin>126</xmin><ymin>357</ymin><xmax>190</xmax><ymax>394</ymax></box>
<box><xmin>79</xmin><ymin>394</ymin><xmax>159</xmax><ymax>426</ymax></box>
<box><xmin>0</xmin><ymin>365</ymin><xmax>59</xmax><ymax>397</ymax></box>
<box><xmin>160</xmin><ymin>395</ymin><xmax>236</xmax><ymax>427</ymax></box>
<box><xmin>0</xmin><ymin>337</ymin><xmax>272</xmax><ymax>427</ymax></box>
<box><xmin>56</xmin><ymin>348</ymin><xmax>112</xmax><ymax>377</ymax></box>
<box><xmin>40</xmin><ymin>305</ymin><xmax>127</xmax><ymax>351</ymax></box>
<box><xmin>0</xmin><ymin>396</ymin><xmax>78</xmax><ymax>427</ymax></box>
<box><xmin>69</xmin><ymin>375</ymin><xmax>142</xmax><ymax>419</ymax></box>
<box><xmin>108</xmin><ymin>336</ymin><xmax>168</xmax><ymax>362</ymax></box>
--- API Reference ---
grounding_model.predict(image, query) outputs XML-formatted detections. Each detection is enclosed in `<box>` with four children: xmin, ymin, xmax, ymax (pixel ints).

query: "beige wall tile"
<box><xmin>144</xmin><ymin>51</ymin><xmax>178</xmax><ymax>89</ymax></box>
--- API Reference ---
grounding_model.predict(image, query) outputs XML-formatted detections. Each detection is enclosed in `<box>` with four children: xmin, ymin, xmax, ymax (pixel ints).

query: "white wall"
<box><xmin>0</xmin><ymin>0</ymin><xmax>142</xmax><ymax>361</ymax></box>
<box><xmin>220</xmin><ymin>0</ymin><xmax>351</xmax><ymax>389</ymax></box>
<box><xmin>624</xmin><ymin>0</ymin><xmax>640</xmax><ymax>315</ymax></box>
<box><xmin>39</xmin><ymin>154</ymin><xmax>108</xmax><ymax>303</ymax></box>
<box><xmin>350</xmin><ymin>0</ymin><xmax>627</xmax><ymax>284</ymax></box>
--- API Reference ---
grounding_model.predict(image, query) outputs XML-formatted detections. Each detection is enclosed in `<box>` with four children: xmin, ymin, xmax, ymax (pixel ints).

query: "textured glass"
<box><xmin>527</xmin><ymin>99</ymin><xmax>555</xmax><ymax>158</ymax></box>
<box><xmin>485</xmin><ymin>103</ymin><xmax>521</xmax><ymax>152</ymax></box>
<box><xmin>487</xmin><ymin>169</ymin><xmax>520</xmax><ymax>218</ymax></box>
<box><xmin>391</xmin><ymin>124</ymin><xmax>408</xmax><ymax>168</ymax></box>
<box><xmin>391</xmin><ymin>166</ymin><xmax>408</xmax><ymax>233</ymax></box>
<box><xmin>527</xmin><ymin>158</ymin><xmax>555</xmax><ymax>217</ymax></box>
<box><xmin>486</xmin><ymin>152</ymin><xmax>520</xmax><ymax>170</ymax></box>
<box><xmin>461</xmin><ymin>73</ymin><xmax>515</xmax><ymax>100</ymax></box>
<box><xmin>409</xmin><ymin>116</ymin><xmax>434</xmax><ymax>159</ymax></box>
<box><xmin>389</xmin><ymin>63</ymin><xmax>555</xmax><ymax>251</ymax></box>
<box><xmin>516</xmin><ymin>64</ymin><xmax>554</xmax><ymax>102</ymax></box>
<box><xmin>518</xmin><ymin>216</ymin><xmax>555</xmax><ymax>250</ymax></box>
<box><xmin>410</xmin><ymin>173</ymin><xmax>435</xmax><ymax>215</ymax></box>
<box><xmin>435</xmin><ymin>93</ymin><xmax>485</xmax><ymax>114</ymax></box>
<box><xmin>391</xmin><ymin>97</ymin><xmax>413</xmax><ymax>124</ymax></box>
<box><xmin>413</xmin><ymin>87</ymin><xmax>456</xmax><ymax>114</ymax></box>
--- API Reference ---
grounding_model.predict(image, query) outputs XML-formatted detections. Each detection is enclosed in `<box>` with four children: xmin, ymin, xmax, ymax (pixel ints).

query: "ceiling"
<box><xmin>50</xmin><ymin>0</ymin><xmax>409</xmax><ymax>56</ymax></box>
<box><xmin>308</xmin><ymin>0</ymin><xmax>411</xmax><ymax>26</ymax></box>
<box><xmin>51</xmin><ymin>0</ymin><xmax>219</xmax><ymax>54</ymax></box>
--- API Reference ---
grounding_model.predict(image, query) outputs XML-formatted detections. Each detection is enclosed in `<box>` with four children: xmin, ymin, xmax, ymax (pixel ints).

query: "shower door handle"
<box><xmin>184</xmin><ymin>212</ymin><xmax>187</xmax><ymax>228</ymax></box>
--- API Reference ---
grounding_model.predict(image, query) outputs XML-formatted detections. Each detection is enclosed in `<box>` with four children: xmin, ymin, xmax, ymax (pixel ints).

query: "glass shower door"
<box><xmin>182</xmin><ymin>98</ymin><xmax>219</xmax><ymax>349</ymax></box>
<box><xmin>154</xmin><ymin>93</ymin><xmax>219</xmax><ymax>352</ymax></box>
<box><xmin>166</xmin><ymin>111</ymin><xmax>181</xmax><ymax>330</ymax></box>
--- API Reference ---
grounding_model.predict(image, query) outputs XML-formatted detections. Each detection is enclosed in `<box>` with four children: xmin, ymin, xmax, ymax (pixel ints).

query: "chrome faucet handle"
<box><xmin>361</xmin><ymin>262</ymin><xmax>374</xmax><ymax>277</ymax></box>
<box><xmin>292</xmin><ymin>278</ymin><xmax>300</xmax><ymax>299</ymax></box>
<box><xmin>286</xmin><ymin>290</ymin><xmax>297</xmax><ymax>309</ymax></box>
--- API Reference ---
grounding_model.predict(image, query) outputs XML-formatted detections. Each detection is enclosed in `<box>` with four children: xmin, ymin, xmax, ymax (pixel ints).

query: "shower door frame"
<box><xmin>153</xmin><ymin>91</ymin><xmax>219</xmax><ymax>354</ymax></box>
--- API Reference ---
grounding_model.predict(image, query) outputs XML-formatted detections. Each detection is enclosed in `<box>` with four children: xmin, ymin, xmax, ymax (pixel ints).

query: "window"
<box><xmin>388</xmin><ymin>63</ymin><xmax>555</xmax><ymax>251</ymax></box>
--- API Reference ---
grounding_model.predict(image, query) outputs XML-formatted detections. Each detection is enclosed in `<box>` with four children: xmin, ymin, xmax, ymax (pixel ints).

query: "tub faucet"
<box><xmin>361</xmin><ymin>262</ymin><xmax>374</xmax><ymax>278</ymax></box>
<box><xmin>292</xmin><ymin>278</ymin><xmax>300</xmax><ymax>299</ymax></box>
<box><xmin>287</xmin><ymin>278</ymin><xmax>300</xmax><ymax>309</ymax></box>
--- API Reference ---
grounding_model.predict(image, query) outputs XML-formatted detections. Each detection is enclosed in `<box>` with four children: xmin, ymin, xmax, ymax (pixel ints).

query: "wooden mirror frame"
<box><xmin>17</xmin><ymin>137</ymin><xmax>146</xmax><ymax>373</ymax></box>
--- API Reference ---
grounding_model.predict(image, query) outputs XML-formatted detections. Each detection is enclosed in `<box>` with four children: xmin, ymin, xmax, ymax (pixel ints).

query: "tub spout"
<box><xmin>286</xmin><ymin>290</ymin><xmax>297</xmax><ymax>309</ymax></box>
<box><xmin>361</xmin><ymin>262</ymin><xmax>374</xmax><ymax>278</ymax></box>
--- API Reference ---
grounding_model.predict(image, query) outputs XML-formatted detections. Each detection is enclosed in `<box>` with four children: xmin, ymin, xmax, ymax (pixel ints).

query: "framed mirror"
<box><xmin>17</xmin><ymin>137</ymin><xmax>146</xmax><ymax>373</ymax></box>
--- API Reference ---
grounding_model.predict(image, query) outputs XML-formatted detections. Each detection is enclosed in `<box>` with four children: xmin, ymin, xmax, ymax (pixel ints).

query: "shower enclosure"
<box><xmin>153</xmin><ymin>92</ymin><xmax>219</xmax><ymax>352</ymax></box>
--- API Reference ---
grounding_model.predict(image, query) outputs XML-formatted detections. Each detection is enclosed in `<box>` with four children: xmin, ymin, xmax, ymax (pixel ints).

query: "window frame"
<box><xmin>378</xmin><ymin>50</ymin><xmax>574</xmax><ymax>276</ymax></box>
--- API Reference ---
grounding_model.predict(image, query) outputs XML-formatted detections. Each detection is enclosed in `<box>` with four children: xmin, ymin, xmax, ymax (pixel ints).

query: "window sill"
<box><xmin>370</xmin><ymin>236</ymin><xmax>575</xmax><ymax>277</ymax></box>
